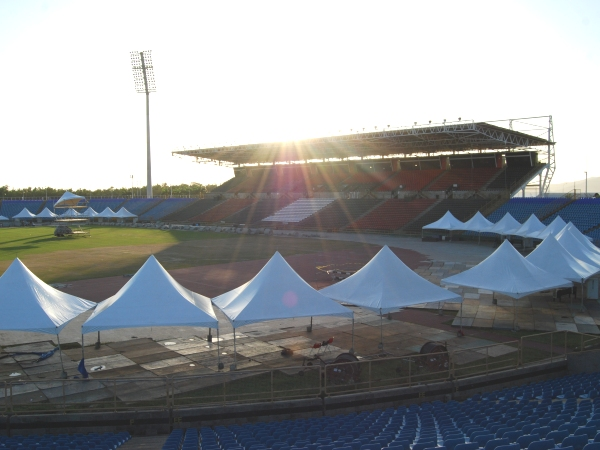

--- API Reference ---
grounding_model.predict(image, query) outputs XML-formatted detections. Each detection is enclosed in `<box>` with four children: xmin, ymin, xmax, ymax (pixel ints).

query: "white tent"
<box><xmin>0</xmin><ymin>258</ymin><xmax>96</xmax><ymax>375</ymax></box>
<box><xmin>528</xmin><ymin>216</ymin><xmax>567</xmax><ymax>240</ymax></box>
<box><xmin>557</xmin><ymin>222</ymin><xmax>596</xmax><ymax>247</ymax></box>
<box><xmin>422</xmin><ymin>211</ymin><xmax>464</xmax><ymax>231</ymax></box>
<box><xmin>35</xmin><ymin>207</ymin><xmax>57</xmax><ymax>219</ymax></box>
<box><xmin>55</xmin><ymin>191</ymin><xmax>85</xmax><ymax>209</ymax></box>
<box><xmin>458</xmin><ymin>211</ymin><xmax>494</xmax><ymax>232</ymax></box>
<box><xmin>320</xmin><ymin>245</ymin><xmax>461</xmax><ymax>350</ymax></box>
<box><xmin>12</xmin><ymin>208</ymin><xmax>36</xmax><ymax>219</ymax></box>
<box><xmin>556</xmin><ymin>229</ymin><xmax>600</xmax><ymax>267</ymax></box>
<box><xmin>60</xmin><ymin>208</ymin><xmax>81</xmax><ymax>218</ymax></box>
<box><xmin>82</xmin><ymin>255</ymin><xmax>217</xmax><ymax>333</ymax></box>
<box><xmin>0</xmin><ymin>215</ymin><xmax>8</xmax><ymax>221</ymax></box>
<box><xmin>526</xmin><ymin>235</ymin><xmax>600</xmax><ymax>309</ymax></box>
<box><xmin>213</xmin><ymin>251</ymin><xmax>353</xmax><ymax>367</ymax></box>
<box><xmin>442</xmin><ymin>240</ymin><xmax>571</xmax><ymax>298</ymax></box>
<box><xmin>80</xmin><ymin>207</ymin><xmax>98</xmax><ymax>218</ymax></box>
<box><xmin>511</xmin><ymin>214</ymin><xmax>546</xmax><ymax>238</ymax></box>
<box><xmin>442</xmin><ymin>240</ymin><xmax>571</xmax><ymax>330</ymax></box>
<box><xmin>114</xmin><ymin>207</ymin><xmax>137</xmax><ymax>219</ymax></box>
<box><xmin>487</xmin><ymin>212</ymin><xmax>521</xmax><ymax>236</ymax></box>
<box><xmin>97</xmin><ymin>207</ymin><xmax>117</xmax><ymax>218</ymax></box>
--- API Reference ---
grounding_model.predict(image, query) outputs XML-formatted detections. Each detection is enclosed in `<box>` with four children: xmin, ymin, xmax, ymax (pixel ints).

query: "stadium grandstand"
<box><xmin>170</xmin><ymin>116</ymin><xmax>588</xmax><ymax>237</ymax></box>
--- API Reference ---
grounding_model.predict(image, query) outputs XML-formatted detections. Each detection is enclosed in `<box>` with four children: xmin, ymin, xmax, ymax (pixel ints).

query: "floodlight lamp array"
<box><xmin>130</xmin><ymin>50</ymin><xmax>156</xmax><ymax>93</ymax></box>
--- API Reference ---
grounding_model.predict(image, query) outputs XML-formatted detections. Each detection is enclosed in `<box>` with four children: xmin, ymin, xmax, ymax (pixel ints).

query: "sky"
<box><xmin>0</xmin><ymin>0</ymin><xmax>599</xmax><ymax>192</ymax></box>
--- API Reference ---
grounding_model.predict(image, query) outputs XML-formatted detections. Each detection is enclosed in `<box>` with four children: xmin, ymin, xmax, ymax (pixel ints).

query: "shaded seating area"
<box><xmin>161</xmin><ymin>199</ymin><xmax>226</xmax><ymax>222</ymax></box>
<box><xmin>160</xmin><ymin>371</ymin><xmax>600</xmax><ymax>450</ymax></box>
<box><xmin>487</xmin><ymin>198</ymin><xmax>570</xmax><ymax>224</ymax></box>
<box><xmin>224</xmin><ymin>197</ymin><xmax>294</xmax><ymax>225</ymax></box>
<box><xmin>189</xmin><ymin>198</ymin><xmax>258</xmax><ymax>223</ymax></box>
<box><xmin>351</xmin><ymin>198</ymin><xmax>436</xmax><ymax>231</ymax></box>
<box><xmin>139</xmin><ymin>198</ymin><xmax>197</xmax><ymax>221</ymax></box>
<box><xmin>0</xmin><ymin>431</ymin><xmax>131</xmax><ymax>450</ymax></box>
<box><xmin>403</xmin><ymin>198</ymin><xmax>488</xmax><ymax>234</ymax></box>
<box><xmin>120</xmin><ymin>197</ymin><xmax>163</xmax><ymax>215</ymax></box>
<box><xmin>376</xmin><ymin>169</ymin><xmax>444</xmax><ymax>192</ymax></box>
<box><xmin>427</xmin><ymin>168</ymin><xmax>500</xmax><ymax>192</ymax></box>
<box><xmin>0</xmin><ymin>200</ymin><xmax>46</xmax><ymax>218</ymax></box>
<box><xmin>296</xmin><ymin>199</ymin><xmax>384</xmax><ymax>230</ymax></box>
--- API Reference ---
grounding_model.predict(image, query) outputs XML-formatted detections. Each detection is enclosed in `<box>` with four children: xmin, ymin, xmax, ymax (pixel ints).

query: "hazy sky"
<box><xmin>1</xmin><ymin>0</ymin><xmax>598</xmax><ymax>191</ymax></box>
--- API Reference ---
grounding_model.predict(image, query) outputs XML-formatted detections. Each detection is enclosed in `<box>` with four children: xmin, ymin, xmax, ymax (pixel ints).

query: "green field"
<box><xmin>0</xmin><ymin>226</ymin><xmax>368</xmax><ymax>283</ymax></box>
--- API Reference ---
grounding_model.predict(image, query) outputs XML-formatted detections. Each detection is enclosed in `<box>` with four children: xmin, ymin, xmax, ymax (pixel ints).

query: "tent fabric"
<box><xmin>528</xmin><ymin>216</ymin><xmax>567</xmax><ymax>240</ymax></box>
<box><xmin>115</xmin><ymin>207</ymin><xmax>137</xmax><ymax>218</ymax></box>
<box><xmin>97</xmin><ymin>207</ymin><xmax>117</xmax><ymax>218</ymax></box>
<box><xmin>0</xmin><ymin>215</ymin><xmax>8</xmax><ymax>221</ymax></box>
<box><xmin>60</xmin><ymin>208</ymin><xmax>81</xmax><ymax>218</ymax></box>
<box><xmin>487</xmin><ymin>212</ymin><xmax>521</xmax><ymax>235</ymax></box>
<box><xmin>80</xmin><ymin>207</ymin><xmax>98</xmax><ymax>217</ymax></box>
<box><xmin>12</xmin><ymin>208</ymin><xmax>36</xmax><ymax>219</ymax></box>
<box><xmin>422</xmin><ymin>211</ymin><xmax>464</xmax><ymax>231</ymax></box>
<box><xmin>557</xmin><ymin>223</ymin><xmax>596</xmax><ymax>247</ymax></box>
<box><xmin>0</xmin><ymin>258</ymin><xmax>96</xmax><ymax>334</ymax></box>
<box><xmin>212</xmin><ymin>252</ymin><xmax>353</xmax><ymax>328</ymax></box>
<box><xmin>55</xmin><ymin>191</ymin><xmax>85</xmax><ymax>208</ymax></box>
<box><xmin>457</xmin><ymin>211</ymin><xmax>494</xmax><ymax>232</ymax></box>
<box><xmin>82</xmin><ymin>255</ymin><xmax>217</xmax><ymax>333</ymax></box>
<box><xmin>556</xmin><ymin>229</ymin><xmax>600</xmax><ymax>267</ymax></box>
<box><xmin>510</xmin><ymin>214</ymin><xmax>546</xmax><ymax>238</ymax></box>
<box><xmin>441</xmin><ymin>240</ymin><xmax>571</xmax><ymax>299</ymax></box>
<box><xmin>320</xmin><ymin>245</ymin><xmax>461</xmax><ymax>313</ymax></box>
<box><xmin>526</xmin><ymin>235</ymin><xmax>600</xmax><ymax>282</ymax></box>
<box><xmin>36</xmin><ymin>207</ymin><xmax>57</xmax><ymax>219</ymax></box>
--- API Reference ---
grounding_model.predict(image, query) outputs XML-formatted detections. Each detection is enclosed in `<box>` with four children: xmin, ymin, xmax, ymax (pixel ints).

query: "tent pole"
<box><xmin>513</xmin><ymin>298</ymin><xmax>519</xmax><ymax>332</ymax></box>
<box><xmin>217</xmin><ymin>327</ymin><xmax>223</xmax><ymax>370</ymax></box>
<box><xmin>232</xmin><ymin>328</ymin><xmax>237</xmax><ymax>371</ymax></box>
<box><xmin>379</xmin><ymin>308</ymin><xmax>384</xmax><ymax>353</ymax></box>
<box><xmin>350</xmin><ymin>317</ymin><xmax>355</xmax><ymax>355</ymax></box>
<box><xmin>81</xmin><ymin>334</ymin><xmax>85</xmax><ymax>360</ymax></box>
<box><xmin>57</xmin><ymin>334</ymin><xmax>67</xmax><ymax>379</ymax></box>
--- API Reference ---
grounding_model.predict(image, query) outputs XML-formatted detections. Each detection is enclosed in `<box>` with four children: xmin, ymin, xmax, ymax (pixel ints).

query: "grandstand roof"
<box><xmin>173</xmin><ymin>121</ymin><xmax>553</xmax><ymax>166</ymax></box>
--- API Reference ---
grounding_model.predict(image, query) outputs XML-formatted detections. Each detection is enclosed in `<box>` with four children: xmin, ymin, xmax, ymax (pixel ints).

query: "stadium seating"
<box><xmin>296</xmin><ymin>198</ymin><xmax>384</xmax><ymax>230</ymax></box>
<box><xmin>161</xmin><ymin>199</ymin><xmax>226</xmax><ymax>223</ymax></box>
<box><xmin>544</xmin><ymin>199</ymin><xmax>600</xmax><ymax>233</ymax></box>
<box><xmin>212</xmin><ymin>173</ymin><xmax>249</xmax><ymax>193</ymax></box>
<box><xmin>486</xmin><ymin>166</ymin><xmax>539</xmax><ymax>191</ymax></box>
<box><xmin>0</xmin><ymin>431</ymin><xmax>130</xmax><ymax>450</ymax></box>
<box><xmin>157</xmin><ymin>371</ymin><xmax>600</xmax><ymax>450</ymax></box>
<box><xmin>121</xmin><ymin>198</ymin><xmax>163</xmax><ymax>215</ymax></box>
<box><xmin>486</xmin><ymin>198</ymin><xmax>571</xmax><ymax>224</ymax></box>
<box><xmin>262</xmin><ymin>198</ymin><xmax>336</xmax><ymax>223</ymax></box>
<box><xmin>139</xmin><ymin>198</ymin><xmax>197</xmax><ymax>222</ymax></box>
<box><xmin>337</xmin><ymin>171</ymin><xmax>394</xmax><ymax>193</ymax></box>
<box><xmin>427</xmin><ymin>168</ymin><xmax>500</xmax><ymax>192</ymax></box>
<box><xmin>0</xmin><ymin>200</ymin><xmax>46</xmax><ymax>218</ymax></box>
<box><xmin>190</xmin><ymin>198</ymin><xmax>258</xmax><ymax>223</ymax></box>
<box><xmin>350</xmin><ymin>198</ymin><xmax>437</xmax><ymax>231</ymax></box>
<box><xmin>377</xmin><ymin>169</ymin><xmax>444</xmax><ymax>192</ymax></box>
<box><xmin>223</xmin><ymin>197</ymin><xmax>295</xmax><ymax>225</ymax></box>
<box><xmin>403</xmin><ymin>198</ymin><xmax>488</xmax><ymax>233</ymax></box>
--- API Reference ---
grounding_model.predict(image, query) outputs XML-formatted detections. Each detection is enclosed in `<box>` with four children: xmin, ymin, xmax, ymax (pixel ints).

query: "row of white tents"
<box><xmin>1</xmin><ymin>221</ymin><xmax>599</xmax><ymax>374</ymax></box>
<box><xmin>7</xmin><ymin>206</ymin><xmax>137</xmax><ymax>220</ymax></box>
<box><xmin>423</xmin><ymin>211</ymin><xmax>581</xmax><ymax>240</ymax></box>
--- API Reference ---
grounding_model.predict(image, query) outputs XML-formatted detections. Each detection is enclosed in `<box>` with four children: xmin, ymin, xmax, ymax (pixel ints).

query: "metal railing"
<box><xmin>1</xmin><ymin>331</ymin><xmax>598</xmax><ymax>415</ymax></box>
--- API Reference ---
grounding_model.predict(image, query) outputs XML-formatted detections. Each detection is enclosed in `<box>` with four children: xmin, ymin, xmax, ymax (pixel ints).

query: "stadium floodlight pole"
<box><xmin>130</xmin><ymin>50</ymin><xmax>156</xmax><ymax>199</ymax></box>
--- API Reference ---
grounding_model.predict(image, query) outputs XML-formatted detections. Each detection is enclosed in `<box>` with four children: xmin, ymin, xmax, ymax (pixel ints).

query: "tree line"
<box><xmin>0</xmin><ymin>183</ymin><xmax>218</xmax><ymax>200</ymax></box>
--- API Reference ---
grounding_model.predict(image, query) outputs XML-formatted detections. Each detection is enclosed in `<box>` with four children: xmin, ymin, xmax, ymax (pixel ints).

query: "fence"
<box><xmin>2</xmin><ymin>331</ymin><xmax>599</xmax><ymax>415</ymax></box>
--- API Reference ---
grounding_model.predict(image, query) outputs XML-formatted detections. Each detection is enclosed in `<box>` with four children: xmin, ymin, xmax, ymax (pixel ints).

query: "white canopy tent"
<box><xmin>556</xmin><ymin>229</ymin><xmax>600</xmax><ymax>267</ymax></box>
<box><xmin>557</xmin><ymin>223</ymin><xmax>596</xmax><ymax>247</ymax></box>
<box><xmin>60</xmin><ymin>208</ymin><xmax>81</xmax><ymax>218</ymax></box>
<box><xmin>212</xmin><ymin>251</ymin><xmax>353</xmax><ymax>368</ymax></box>
<box><xmin>80</xmin><ymin>207</ymin><xmax>98</xmax><ymax>218</ymax></box>
<box><xmin>35</xmin><ymin>207</ymin><xmax>57</xmax><ymax>219</ymax></box>
<box><xmin>55</xmin><ymin>191</ymin><xmax>86</xmax><ymax>209</ymax></box>
<box><xmin>422</xmin><ymin>211</ymin><xmax>464</xmax><ymax>231</ymax></box>
<box><xmin>0</xmin><ymin>258</ymin><xmax>96</xmax><ymax>376</ymax></box>
<box><xmin>526</xmin><ymin>235</ymin><xmax>600</xmax><ymax>309</ymax></box>
<box><xmin>487</xmin><ymin>212</ymin><xmax>521</xmax><ymax>236</ymax></box>
<box><xmin>458</xmin><ymin>211</ymin><xmax>494</xmax><ymax>232</ymax></box>
<box><xmin>320</xmin><ymin>245</ymin><xmax>461</xmax><ymax>350</ymax></box>
<box><xmin>442</xmin><ymin>240</ymin><xmax>571</xmax><ymax>330</ymax></box>
<box><xmin>114</xmin><ymin>207</ymin><xmax>137</xmax><ymax>219</ymax></box>
<box><xmin>97</xmin><ymin>207</ymin><xmax>117</xmax><ymax>219</ymax></box>
<box><xmin>12</xmin><ymin>208</ymin><xmax>36</xmax><ymax>220</ymax></box>
<box><xmin>510</xmin><ymin>214</ymin><xmax>546</xmax><ymax>238</ymax></box>
<box><xmin>527</xmin><ymin>216</ymin><xmax>567</xmax><ymax>240</ymax></box>
<box><xmin>0</xmin><ymin>215</ymin><xmax>8</xmax><ymax>221</ymax></box>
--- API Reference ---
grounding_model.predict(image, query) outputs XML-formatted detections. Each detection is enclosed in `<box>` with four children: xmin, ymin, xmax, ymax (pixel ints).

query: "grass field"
<box><xmin>0</xmin><ymin>225</ymin><xmax>368</xmax><ymax>283</ymax></box>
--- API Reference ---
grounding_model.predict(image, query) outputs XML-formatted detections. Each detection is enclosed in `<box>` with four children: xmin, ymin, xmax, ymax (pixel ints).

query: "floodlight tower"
<box><xmin>130</xmin><ymin>50</ymin><xmax>156</xmax><ymax>198</ymax></box>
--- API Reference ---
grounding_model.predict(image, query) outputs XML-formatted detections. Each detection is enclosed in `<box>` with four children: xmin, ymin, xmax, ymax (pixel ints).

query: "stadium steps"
<box><xmin>342</xmin><ymin>197</ymin><xmax>405</xmax><ymax>231</ymax></box>
<box><xmin>161</xmin><ymin>198</ymin><xmax>226</xmax><ymax>223</ymax></box>
<box><xmin>190</xmin><ymin>198</ymin><xmax>258</xmax><ymax>223</ymax></box>
<box><xmin>480</xmin><ymin>168</ymin><xmax>506</xmax><ymax>190</ymax></box>
<box><xmin>262</xmin><ymin>198</ymin><xmax>336</xmax><ymax>223</ymax></box>
<box><xmin>419</xmin><ymin>169</ymin><xmax>448</xmax><ymax>191</ymax></box>
<box><xmin>221</xmin><ymin>196</ymin><xmax>295</xmax><ymax>225</ymax></box>
<box><xmin>399</xmin><ymin>198</ymin><xmax>443</xmax><ymax>233</ymax></box>
<box><xmin>539</xmin><ymin>196</ymin><xmax>576</xmax><ymax>222</ymax></box>
<box><xmin>295</xmin><ymin>198</ymin><xmax>385</xmax><ymax>230</ymax></box>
